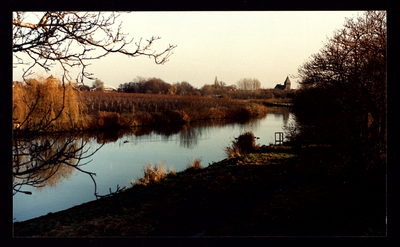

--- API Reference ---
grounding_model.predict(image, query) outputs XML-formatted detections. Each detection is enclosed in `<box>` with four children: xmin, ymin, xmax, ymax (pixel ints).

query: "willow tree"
<box><xmin>12</xmin><ymin>12</ymin><xmax>176</xmax><ymax>195</ymax></box>
<box><xmin>292</xmin><ymin>11</ymin><xmax>386</xmax><ymax>170</ymax></box>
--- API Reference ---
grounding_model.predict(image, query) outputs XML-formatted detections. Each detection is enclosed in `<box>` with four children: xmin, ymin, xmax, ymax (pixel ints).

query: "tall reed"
<box><xmin>80</xmin><ymin>92</ymin><xmax>268</xmax><ymax>127</ymax></box>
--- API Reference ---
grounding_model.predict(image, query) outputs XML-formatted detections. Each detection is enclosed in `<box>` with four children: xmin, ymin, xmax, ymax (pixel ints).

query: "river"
<box><xmin>13</xmin><ymin>107</ymin><xmax>293</xmax><ymax>222</ymax></box>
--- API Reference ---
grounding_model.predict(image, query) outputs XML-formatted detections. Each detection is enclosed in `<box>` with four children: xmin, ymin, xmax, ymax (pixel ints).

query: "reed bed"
<box><xmin>80</xmin><ymin>92</ymin><xmax>268</xmax><ymax>128</ymax></box>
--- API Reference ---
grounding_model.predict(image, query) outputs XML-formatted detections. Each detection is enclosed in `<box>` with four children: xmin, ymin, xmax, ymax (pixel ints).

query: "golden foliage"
<box><xmin>13</xmin><ymin>76</ymin><xmax>82</xmax><ymax>131</ymax></box>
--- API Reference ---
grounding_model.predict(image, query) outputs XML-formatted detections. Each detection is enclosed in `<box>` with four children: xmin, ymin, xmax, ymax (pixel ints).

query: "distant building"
<box><xmin>104</xmin><ymin>85</ymin><xmax>118</xmax><ymax>92</ymax></box>
<box><xmin>274</xmin><ymin>76</ymin><xmax>291</xmax><ymax>91</ymax></box>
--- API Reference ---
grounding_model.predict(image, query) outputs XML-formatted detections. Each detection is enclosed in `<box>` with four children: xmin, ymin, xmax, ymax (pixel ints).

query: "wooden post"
<box><xmin>275</xmin><ymin>132</ymin><xmax>284</xmax><ymax>145</ymax></box>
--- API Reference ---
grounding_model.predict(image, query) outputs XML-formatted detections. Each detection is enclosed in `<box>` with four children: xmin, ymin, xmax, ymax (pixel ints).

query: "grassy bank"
<box><xmin>13</xmin><ymin>144</ymin><xmax>385</xmax><ymax>237</ymax></box>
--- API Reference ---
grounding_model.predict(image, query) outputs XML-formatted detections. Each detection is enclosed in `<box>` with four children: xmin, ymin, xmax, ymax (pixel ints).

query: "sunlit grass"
<box><xmin>185</xmin><ymin>158</ymin><xmax>202</xmax><ymax>171</ymax></box>
<box><xmin>132</xmin><ymin>162</ymin><xmax>168</xmax><ymax>185</ymax></box>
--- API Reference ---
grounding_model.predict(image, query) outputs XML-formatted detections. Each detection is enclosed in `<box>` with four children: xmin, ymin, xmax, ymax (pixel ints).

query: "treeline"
<box><xmin>117</xmin><ymin>76</ymin><xmax>295</xmax><ymax>100</ymax></box>
<box><xmin>118</xmin><ymin>76</ymin><xmax>199</xmax><ymax>95</ymax></box>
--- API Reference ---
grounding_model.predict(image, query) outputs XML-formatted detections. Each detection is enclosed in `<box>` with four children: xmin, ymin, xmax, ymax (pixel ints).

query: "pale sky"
<box><xmin>13</xmin><ymin>11</ymin><xmax>363</xmax><ymax>89</ymax></box>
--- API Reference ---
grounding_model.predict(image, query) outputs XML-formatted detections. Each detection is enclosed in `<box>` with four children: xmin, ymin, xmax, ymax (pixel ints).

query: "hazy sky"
<box><xmin>13</xmin><ymin>11</ymin><xmax>363</xmax><ymax>89</ymax></box>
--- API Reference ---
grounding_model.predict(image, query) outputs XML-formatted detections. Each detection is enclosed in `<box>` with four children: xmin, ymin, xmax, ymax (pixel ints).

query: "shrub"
<box><xmin>226</xmin><ymin>131</ymin><xmax>260</xmax><ymax>158</ymax></box>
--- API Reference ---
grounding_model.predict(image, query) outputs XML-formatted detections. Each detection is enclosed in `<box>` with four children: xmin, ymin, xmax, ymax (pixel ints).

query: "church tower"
<box><xmin>284</xmin><ymin>76</ymin><xmax>291</xmax><ymax>91</ymax></box>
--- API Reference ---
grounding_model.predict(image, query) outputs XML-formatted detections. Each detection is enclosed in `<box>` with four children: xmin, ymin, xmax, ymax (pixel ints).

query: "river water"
<box><xmin>13</xmin><ymin>107</ymin><xmax>293</xmax><ymax>222</ymax></box>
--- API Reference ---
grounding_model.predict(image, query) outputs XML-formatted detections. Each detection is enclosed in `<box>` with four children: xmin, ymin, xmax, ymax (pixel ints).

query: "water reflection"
<box><xmin>13</xmin><ymin>109</ymin><xmax>292</xmax><ymax>195</ymax></box>
<box><xmin>82</xmin><ymin>117</ymin><xmax>261</xmax><ymax>150</ymax></box>
<box><xmin>12</xmin><ymin>116</ymin><xmax>268</xmax><ymax>195</ymax></box>
<box><xmin>13</xmin><ymin>107</ymin><xmax>293</xmax><ymax>222</ymax></box>
<box><xmin>13</xmin><ymin>132</ymin><xmax>102</xmax><ymax>195</ymax></box>
<box><xmin>267</xmin><ymin>107</ymin><xmax>291</xmax><ymax>125</ymax></box>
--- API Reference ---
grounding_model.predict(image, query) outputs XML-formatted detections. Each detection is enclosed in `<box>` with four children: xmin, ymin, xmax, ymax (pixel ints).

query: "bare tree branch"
<box><xmin>13</xmin><ymin>11</ymin><xmax>177</xmax><ymax>84</ymax></box>
<box><xmin>13</xmin><ymin>11</ymin><xmax>176</xmax><ymax>198</ymax></box>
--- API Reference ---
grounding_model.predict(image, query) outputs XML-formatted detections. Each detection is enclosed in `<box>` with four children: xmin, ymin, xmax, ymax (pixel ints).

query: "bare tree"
<box><xmin>13</xmin><ymin>11</ymin><xmax>177</xmax><ymax>84</ymax></box>
<box><xmin>237</xmin><ymin>78</ymin><xmax>261</xmax><ymax>91</ymax></box>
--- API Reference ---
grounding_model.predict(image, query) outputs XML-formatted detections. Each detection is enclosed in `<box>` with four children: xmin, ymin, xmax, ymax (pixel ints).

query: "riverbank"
<box><xmin>13</xmin><ymin>144</ymin><xmax>385</xmax><ymax>237</ymax></box>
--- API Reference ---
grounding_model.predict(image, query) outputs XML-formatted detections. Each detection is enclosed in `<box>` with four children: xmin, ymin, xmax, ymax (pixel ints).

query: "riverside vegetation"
<box><xmin>13</xmin><ymin>132</ymin><xmax>385</xmax><ymax>236</ymax></box>
<box><xmin>13</xmin><ymin>76</ymin><xmax>272</xmax><ymax>132</ymax></box>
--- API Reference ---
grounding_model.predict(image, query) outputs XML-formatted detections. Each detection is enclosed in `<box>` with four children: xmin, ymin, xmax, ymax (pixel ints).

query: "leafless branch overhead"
<box><xmin>13</xmin><ymin>11</ymin><xmax>177</xmax><ymax>84</ymax></box>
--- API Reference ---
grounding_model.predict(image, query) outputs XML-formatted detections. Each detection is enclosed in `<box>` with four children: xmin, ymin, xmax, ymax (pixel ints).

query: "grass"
<box><xmin>185</xmin><ymin>158</ymin><xmax>202</xmax><ymax>171</ymax></box>
<box><xmin>132</xmin><ymin>162</ymin><xmax>170</xmax><ymax>185</ymax></box>
<box><xmin>13</xmin><ymin>142</ymin><xmax>386</xmax><ymax>237</ymax></box>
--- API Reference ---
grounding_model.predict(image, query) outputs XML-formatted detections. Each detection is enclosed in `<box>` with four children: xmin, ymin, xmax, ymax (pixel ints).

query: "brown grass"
<box><xmin>185</xmin><ymin>158</ymin><xmax>202</xmax><ymax>170</ymax></box>
<box><xmin>133</xmin><ymin>162</ymin><xmax>169</xmax><ymax>185</ymax></box>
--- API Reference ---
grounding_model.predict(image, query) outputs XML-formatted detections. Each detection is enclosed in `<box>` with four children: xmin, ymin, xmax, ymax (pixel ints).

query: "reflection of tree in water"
<box><xmin>266</xmin><ymin>107</ymin><xmax>291</xmax><ymax>126</ymax></box>
<box><xmin>179</xmin><ymin>118</ymin><xmax>258</xmax><ymax>149</ymax></box>
<box><xmin>13</xmin><ymin>132</ymin><xmax>103</xmax><ymax>195</ymax></box>
<box><xmin>179</xmin><ymin>125</ymin><xmax>203</xmax><ymax>149</ymax></box>
<box><xmin>94</xmin><ymin>129</ymin><xmax>126</xmax><ymax>144</ymax></box>
<box><xmin>76</xmin><ymin>113</ymin><xmax>285</xmax><ymax>152</ymax></box>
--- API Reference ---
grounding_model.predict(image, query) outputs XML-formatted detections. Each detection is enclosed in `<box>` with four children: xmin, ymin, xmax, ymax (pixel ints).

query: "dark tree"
<box><xmin>290</xmin><ymin>11</ymin><xmax>386</xmax><ymax>170</ymax></box>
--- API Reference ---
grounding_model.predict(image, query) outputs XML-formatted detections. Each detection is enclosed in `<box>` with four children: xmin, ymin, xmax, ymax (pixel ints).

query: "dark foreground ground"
<box><xmin>13</xmin><ymin>145</ymin><xmax>386</xmax><ymax>237</ymax></box>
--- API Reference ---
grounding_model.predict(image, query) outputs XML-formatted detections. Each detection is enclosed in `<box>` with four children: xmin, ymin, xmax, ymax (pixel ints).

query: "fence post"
<box><xmin>275</xmin><ymin>132</ymin><xmax>284</xmax><ymax>145</ymax></box>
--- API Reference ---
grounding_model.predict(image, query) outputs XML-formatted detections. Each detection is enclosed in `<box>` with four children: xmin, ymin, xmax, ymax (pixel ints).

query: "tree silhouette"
<box><xmin>13</xmin><ymin>12</ymin><xmax>176</xmax><ymax>84</ymax></box>
<box><xmin>291</xmin><ymin>11</ymin><xmax>386</xmax><ymax>170</ymax></box>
